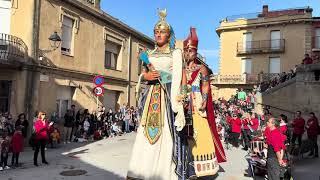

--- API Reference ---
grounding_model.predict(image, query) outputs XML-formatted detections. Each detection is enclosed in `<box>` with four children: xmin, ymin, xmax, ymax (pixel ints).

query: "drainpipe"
<box><xmin>127</xmin><ymin>35</ymin><xmax>132</xmax><ymax>105</ymax></box>
<box><xmin>25</xmin><ymin>0</ymin><xmax>41</xmax><ymax>135</ymax></box>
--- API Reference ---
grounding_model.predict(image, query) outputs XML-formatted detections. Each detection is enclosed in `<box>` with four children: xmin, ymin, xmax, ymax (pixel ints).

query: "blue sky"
<box><xmin>101</xmin><ymin>0</ymin><xmax>320</xmax><ymax>73</ymax></box>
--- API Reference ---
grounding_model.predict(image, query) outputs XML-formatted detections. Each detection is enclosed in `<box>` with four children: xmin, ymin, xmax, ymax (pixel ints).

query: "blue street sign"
<box><xmin>93</xmin><ymin>76</ymin><xmax>104</xmax><ymax>86</ymax></box>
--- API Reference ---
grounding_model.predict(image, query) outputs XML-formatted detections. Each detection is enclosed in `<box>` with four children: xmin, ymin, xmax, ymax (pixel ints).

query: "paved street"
<box><xmin>0</xmin><ymin>133</ymin><xmax>319</xmax><ymax>180</ymax></box>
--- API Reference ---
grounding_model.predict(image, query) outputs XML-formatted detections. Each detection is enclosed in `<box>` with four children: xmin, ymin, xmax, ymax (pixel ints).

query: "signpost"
<box><xmin>93</xmin><ymin>75</ymin><xmax>105</xmax><ymax>108</ymax></box>
<box><xmin>93</xmin><ymin>75</ymin><xmax>104</xmax><ymax>86</ymax></box>
<box><xmin>93</xmin><ymin>86</ymin><xmax>104</xmax><ymax>96</ymax></box>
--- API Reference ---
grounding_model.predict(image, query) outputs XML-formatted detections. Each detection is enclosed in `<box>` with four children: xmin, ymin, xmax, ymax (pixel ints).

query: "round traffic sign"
<box><xmin>93</xmin><ymin>86</ymin><xmax>104</xmax><ymax>96</ymax></box>
<box><xmin>93</xmin><ymin>76</ymin><xmax>104</xmax><ymax>86</ymax></box>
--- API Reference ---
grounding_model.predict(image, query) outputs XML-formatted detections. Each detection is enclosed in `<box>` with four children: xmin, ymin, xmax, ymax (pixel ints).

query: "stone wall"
<box><xmin>262</xmin><ymin>63</ymin><xmax>320</xmax><ymax>120</ymax></box>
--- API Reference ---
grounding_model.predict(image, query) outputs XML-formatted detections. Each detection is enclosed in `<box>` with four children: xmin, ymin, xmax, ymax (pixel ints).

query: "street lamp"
<box><xmin>48</xmin><ymin>32</ymin><xmax>61</xmax><ymax>50</ymax></box>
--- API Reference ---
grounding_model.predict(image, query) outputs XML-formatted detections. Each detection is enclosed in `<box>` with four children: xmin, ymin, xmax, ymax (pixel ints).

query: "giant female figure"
<box><xmin>127</xmin><ymin>9</ymin><xmax>187</xmax><ymax>180</ymax></box>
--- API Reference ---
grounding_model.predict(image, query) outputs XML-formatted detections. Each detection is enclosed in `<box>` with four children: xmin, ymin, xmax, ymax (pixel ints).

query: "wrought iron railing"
<box><xmin>0</xmin><ymin>33</ymin><xmax>28</xmax><ymax>61</ymax></box>
<box><xmin>237</xmin><ymin>39</ymin><xmax>285</xmax><ymax>55</ymax></box>
<box><xmin>211</xmin><ymin>74</ymin><xmax>260</xmax><ymax>84</ymax></box>
<box><xmin>224</xmin><ymin>6</ymin><xmax>310</xmax><ymax>22</ymax></box>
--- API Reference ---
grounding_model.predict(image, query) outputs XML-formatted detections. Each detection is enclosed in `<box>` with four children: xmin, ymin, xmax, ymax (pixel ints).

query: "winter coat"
<box><xmin>12</xmin><ymin>131</ymin><xmax>23</xmax><ymax>153</ymax></box>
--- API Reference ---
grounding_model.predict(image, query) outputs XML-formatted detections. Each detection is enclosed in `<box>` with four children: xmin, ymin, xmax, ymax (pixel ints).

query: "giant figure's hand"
<box><xmin>174</xmin><ymin>111</ymin><xmax>185</xmax><ymax>132</ymax></box>
<box><xmin>143</xmin><ymin>71</ymin><xmax>160</xmax><ymax>81</ymax></box>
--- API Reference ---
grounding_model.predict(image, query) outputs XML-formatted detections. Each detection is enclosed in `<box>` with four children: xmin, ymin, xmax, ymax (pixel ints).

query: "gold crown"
<box><xmin>154</xmin><ymin>9</ymin><xmax>171</xmax><ymax>31</ymax></box>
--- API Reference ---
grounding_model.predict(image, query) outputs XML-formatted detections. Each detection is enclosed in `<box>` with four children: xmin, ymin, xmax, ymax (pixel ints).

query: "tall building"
<box><xmin>213</xmin><ymin>5</ymin><xmax>320</xmax><ymax>99</ymax></box>
<box><xmin>0</xmin><ymin>0</ymin><xmax>154</xmax><ymax>121</ymax></box>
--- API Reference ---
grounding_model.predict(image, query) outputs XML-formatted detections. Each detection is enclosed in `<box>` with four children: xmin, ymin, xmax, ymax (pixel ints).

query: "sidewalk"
<box><xmin>291</xmin><ymin>137</ymin><xmax>320</xmax><ymax>180</ymax></box>
<box><xmin>0</xmin><ymin>134</ymin><xmax>131</xmax><ymax>180</ymax></box>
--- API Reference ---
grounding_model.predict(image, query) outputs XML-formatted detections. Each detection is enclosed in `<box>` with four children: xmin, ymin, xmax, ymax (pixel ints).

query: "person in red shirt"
<box><xmin>279</xmin><ymin>114</ymin><xmax>288</xmax><ymax>135</ymax></box>
<box><xmin>291</xmin><ymin>111</ymin><xmax>305</xmax><ymax>148</ymax></box>
<box><xmin>33</xmin><ymin>112</ymin><xmax>53</xmax><ymax>166</ymax></box>
<box><xmin>230</xmin><ymin>114</ymin><xmax>242</xmax><ymax>147</ymax></box>
<box><xmin>306</xmin><ymin>112</ymin><xmax>319</xmax><ymax>158</ymax></box>
<box><xmin>266</xmin><ymin>117</ymin><xmax>286</xmax><ymax>180</ymax></box>
<box><xmin>250</xmin><ymin>113</ymin><xmax>259</xmax><ymax>131</ymax></box>
<box><xmin>302</xmin><ymin>53</ymin><xmax>313</xmax><ymax>65</ymax></box>
<box><xmin>241</xmin><ymin>112</ymin><xmax>252</xmax><ymax>151</ymax></box>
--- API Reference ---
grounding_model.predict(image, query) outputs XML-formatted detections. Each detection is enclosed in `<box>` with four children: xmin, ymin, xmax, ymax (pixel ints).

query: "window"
<box><xmin>243</xmin><ymin>33</ymin><xmax>252</xmax><ymax>52</ymax></box>
<box><xmin>61</xmin><ymin>16</ymin><xmax>74</xmax><ymax>55</ymax></box>
<box><xmin>315</xmin><ymin>28</ymin><xmax>320</xmax><ymax>49</ymax></box>
<box><xmin>270</xmin><ymin>30</ymin><xmax>281</xmax><ymax>49</ymax></box>
<box><xmin>105</xmin><ymin>41</ymin><xmax>121</xmax><ymax>70</ymax></box>
<box><xmin>269</xmin><ymin>57</ymin><xmax>280</xmax><ymax>73</ymax></box>
<box><xmin>241</xmin><ymin>58</ymin><xmax>252</xmax><ymax>74</ymax></box>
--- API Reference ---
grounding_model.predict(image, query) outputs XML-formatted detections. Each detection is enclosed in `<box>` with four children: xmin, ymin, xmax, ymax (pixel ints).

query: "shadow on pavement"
<box><xmin>0</xmin><ymin>138</ymin><xmax>126</xmax><ymax>180</ymax></box>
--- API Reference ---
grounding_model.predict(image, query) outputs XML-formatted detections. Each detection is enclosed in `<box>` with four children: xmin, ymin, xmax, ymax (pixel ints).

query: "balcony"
<box><xmin>237</xmin><ymin>39</ymin><xmax>285</xmax><ymax>55</ymax></box>
<box><xmin>312</xmin><ymin>36</ymin><xmax>320</xmax><ymax>51</ymax></box>
<box><xmin>211</xmin><ymin>74</ymin><xmax>261</xmax><ymax>85</ymax></box>
<box><xmin>0</xmin><ymin>33</ymin><xmax>28</xmax><ymax>64</ymax></box>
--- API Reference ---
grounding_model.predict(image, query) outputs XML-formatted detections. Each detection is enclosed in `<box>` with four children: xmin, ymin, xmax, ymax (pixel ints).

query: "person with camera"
<box><xmin>33</xmin><ymin>112</ymin><xmax>53</xmax><ymax>166</ymax></box>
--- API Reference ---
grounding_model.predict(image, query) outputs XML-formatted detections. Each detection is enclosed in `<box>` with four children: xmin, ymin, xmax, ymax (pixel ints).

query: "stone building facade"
<box><xmin>213</xmin><ymin>5</ymin><xmax>320</xmax><ymax>99</ymax></box>
<box><xmin>0</xmin><ymin>0</ymin><xmax>154</xmax><ymax>122</ymax></box>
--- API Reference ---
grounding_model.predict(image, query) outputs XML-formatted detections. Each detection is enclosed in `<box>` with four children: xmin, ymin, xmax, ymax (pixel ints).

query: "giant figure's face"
<box><xmin>184</xmin><ymin>48</ymin><xmax>197</xmax><ymax>62</ymax></box>
<box><xmin>154</xmin><ymin>29</ymin><xmax>170</xmax><ymax>47</ymax></box>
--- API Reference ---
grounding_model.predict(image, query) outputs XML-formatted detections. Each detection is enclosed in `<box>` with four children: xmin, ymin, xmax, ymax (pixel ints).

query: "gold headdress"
<box><xmin>154</xmin><ymin>9</ymin><xmax>171</xmax><ymax>31</ymax></box>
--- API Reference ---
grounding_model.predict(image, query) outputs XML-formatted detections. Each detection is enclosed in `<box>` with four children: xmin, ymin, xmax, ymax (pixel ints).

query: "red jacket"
<box><xmin>242</xmin><ymin>118</ymin><xmax>249</xmax><ymax>130</ymax></box>
<box><xmin>280</xmin><ymin>123</ymin><xmax>287</xmax><ymax>135</ymax></box>
<box><xmin>226</xmin><ymin>115</ymin><xmax>232</xmax><ymax>125</ymax></box>
<box><xmin>264</xmin><ymin>127</ymin><xmax>270</xmax><ymax>139</ymax></box>
<box><xmin>292</xmin><ymin>117</ymin><xmax>305</xmax><ymax>135</ymax></box>
<box><xmin>307</xmin><ymin>117</ymin><xmax>319</xmax><ymax>137</ymax></box>
<box><xmin>12</xmin><ymin>131</ymin><xmax>23</xmax><ymax>153</ymax></box>
<box><xmin>266</xmin><ymin>128</ymin><xmax>286</xmax><ymax>152</ymax></box>
<box><xmin>231</xmin><ymin>118</ymin><xmax>242</xmax><ymax>133</ymax></box>
<box><xmin>250</xmin><ymin>118</ymin><xmax>259</xmax><ymax>131</ymax></box>
<box><xmin>34</xmin><ymin>119</ymin><xmax>50</xmax><ymax>140</ymax></box>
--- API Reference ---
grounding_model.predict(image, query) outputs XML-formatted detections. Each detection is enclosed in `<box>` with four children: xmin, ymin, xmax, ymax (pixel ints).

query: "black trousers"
<box><xmin>291</xmin><ymin>133</ymin><xmax>302</xmax><ymax>147</ymax></box>
<box><xmin>308</xmin><ymin>135</ymin><xmax>319</xmax><ymax>155</ymax></box>
<box><xmin>230</xmin><ymin>132</ymin><xmax>240</xmax><ymax>147</ymax></box>
<box><xmin>242</xmin><ymin>129</ymin><xmax>251</xmax><ymax>149</ymax></box>
<box><xmin>11</xmin><ymin>152</ymin><xmax>20</xmax><ymax>165</ymax></box>
<box><xmin>267</xmin><ymin>157</ymin><xmax>280</xmax><ymax>180</ymax></box>
<box><xmin>0</xmin><ymin>152</ymin><xmax>8</xmax><ymax>167</ymax></box>
<box><xmin>34</xmin><ymin>139</ymin><xmax>47</xmax><ymax>163</ymax></box>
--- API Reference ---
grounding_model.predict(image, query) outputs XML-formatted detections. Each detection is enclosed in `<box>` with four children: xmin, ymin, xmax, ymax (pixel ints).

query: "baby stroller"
<box><xmin>248</xmin><ymin>138</ymin><xmax>292</xmax><ymax>180</ymax></box>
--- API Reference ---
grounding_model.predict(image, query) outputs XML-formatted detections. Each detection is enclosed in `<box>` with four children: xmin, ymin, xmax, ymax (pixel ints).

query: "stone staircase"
<box><xmin>261</xmin><ymin>63</ymin><xmax>320</xmax><ymax>118</ymax></box>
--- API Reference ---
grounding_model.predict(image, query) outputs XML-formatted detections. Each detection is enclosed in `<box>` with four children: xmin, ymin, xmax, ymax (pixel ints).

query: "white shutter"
<box><xmin>271</xmin><ymin>31</ymin><xmax>281</xmax><ymax>49</ymax></box>
<box><xmin>0</xmin><ymin>0</ymin><xmax>11</xmax><ymax>34</ymax></box>
<box><xmin>269</xmin><ymin>57</ymin><xmax>280</xmax><ymax>73</ymax></box>
<box><xmin>243</xmin><ymin>33</ymin><xmax>252</xmax><ymax>51</ymax></box>
<box><xmin>241</xmin><ymin>58</ymin><xmax>252</xmax><ymax>74</ymax></box>
<box><xmin>106</xmin><ymin>41</ymin><xmax>120</xmax><ymax>54</ymax></box>
<box><xmin>61</xmin><ymin>16</ymin><xmax>73</xmax><ymax>51</ymax></box>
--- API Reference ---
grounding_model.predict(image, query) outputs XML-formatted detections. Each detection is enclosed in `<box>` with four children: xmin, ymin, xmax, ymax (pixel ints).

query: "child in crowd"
<box><xmin>50</xmin><ymin>128</ymin><xmax>60</xmax><ymax>148</ymax></box>
<box><xmin>83</xmin><ymin>118</ymin><xmax>90</xmax><ymax>139</ymax></box>
<box><xmin>11</xmin><ymin>126</ymin><xmax>23</xmax><ymax>167</ymax></box>
<box><xmin>93</xmin><ymin>129</ymin><xmax>102</xmax><ymax>140</ymax></box>
<box><xmin>0</xmin><ymin>130</ymin><xmax>10</xmax><ymax>171</ymax></box>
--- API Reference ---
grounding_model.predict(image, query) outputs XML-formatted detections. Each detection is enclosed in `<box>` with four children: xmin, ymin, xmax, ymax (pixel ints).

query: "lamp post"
<box><xmin>48</xmin><ymin>31</ymin><xmax>61</xmax><ymax>50</ymax></box>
